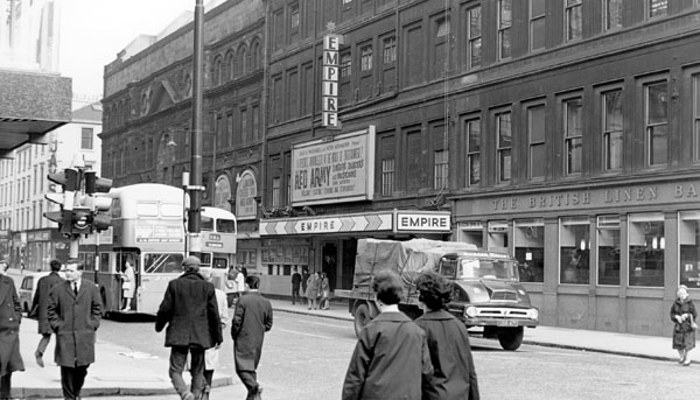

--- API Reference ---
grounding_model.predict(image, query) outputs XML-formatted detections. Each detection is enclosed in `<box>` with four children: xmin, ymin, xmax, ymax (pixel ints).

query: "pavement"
<box><xmin>9</xmin><ymin>296</ymin><xmax>693</xmax><ymax>398</ymax></box>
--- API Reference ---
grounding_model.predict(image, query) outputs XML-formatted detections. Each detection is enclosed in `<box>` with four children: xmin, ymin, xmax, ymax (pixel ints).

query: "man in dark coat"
<box><xmin>47</xmin><ymin>259</ymin><xmax>102</xmax><ymax>400</ymax></box>
<box><xmin>342</xmin><ymin>270</ymin><xmax>433</xmax><ymax>400</ymax></box>
<box><xmin>30</xmin><ymin>259</ymin><xmax>64</xmax><ymax>368</ymax></box>
<box><xmin>0</xmin><ymin>260</ymin><xmax>24</xmax><ymax>399</ymax></box>
<box><xmin>232</xmin><ymin>275</ymin><xmax>272</xmax><ymax>400</ymax></box>
<box><xmin>156</xmin><ymin>256</ymin><xmax>222</xmax><ymax>400</ymax></box>
<box><xmin>290</xmin><ymin>266</ymin><xmax>301</xmax><ymax>305</ymax></box>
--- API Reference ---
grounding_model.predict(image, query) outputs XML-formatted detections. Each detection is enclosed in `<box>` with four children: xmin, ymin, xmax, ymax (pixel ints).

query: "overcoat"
<box><xmin>0</xmin><ymin>275</ymin><xmax>24</xmax><ymax>376</ymax></box>
<box><xmin>415</xmin><ymin>310</ymin><xmax>480</xmax><ymax>400</ymax></box>
<box><xmin>231</xmin><ymin>291</ymin><xmax>273</xmax><ymax>372</ymax></box>
<box><xmin>670</xmin><ymin>298</ymin><xmax>697</xmax><ymax>350</ymax></box>
<box><xmin>47</xmin><ymin>280</ymin><xmax>102</xmax><ymax>367</ymax></box>
<box><xmin>342</xmin><ymin>312</ymin><xmax>433</xmax><ymax>400</ymax></box>
<box><xmin>305</xmin><ymin>275</ymin><xmax>320</xmax><ymax>299</ymax></box>
<box><xmin>155</xmin><ymin>271</ymin><xmax>223</xmax><ymax>349</ymax></box>
<box><xmin>30</xmin><ymin>271</ymin><xmax>63</xmax><ymax>334</ymax></box>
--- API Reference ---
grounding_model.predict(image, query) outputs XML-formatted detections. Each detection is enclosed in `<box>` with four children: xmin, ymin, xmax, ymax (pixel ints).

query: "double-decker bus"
<box><xmin>78</xmin><ymin>183</ymin><xmax>237</xmax><ymax>315</ymax></box>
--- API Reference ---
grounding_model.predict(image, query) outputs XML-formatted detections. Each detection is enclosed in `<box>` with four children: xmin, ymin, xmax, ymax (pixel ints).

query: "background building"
<box><xmin>0</xmin><ymin>102</ymin><xmax>102</xmax><ymax>268</ymax></box>
<box><xmin>104</xmin><ymin>0</ymin><xmax>700</xmax><ymax>336</ymax></box>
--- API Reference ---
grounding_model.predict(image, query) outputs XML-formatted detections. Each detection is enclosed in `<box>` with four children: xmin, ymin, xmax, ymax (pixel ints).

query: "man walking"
<box><xmin>155</xmin><ymin>256</ymin><xmax>222</xmax><ymax>400</ymax></box>
<box><xmin>0</xmin><ymin>260</ymin><xmax>24</xmax><ymax>399</ymax></box>
<box><xmin>30</xmin><ymin>259</ymin><xmax>64</xmax><ymax>368</ymax></box>
<box><xmin>47</xmin><ymin>259</ymin><xmax>102</xmax><ymax>400</ymax></box>
<box><xmin>290</xmin><ymin>266</ymin><xmax>301</xmax><ymax>305</ymax></box>
<box><xmin>232</xmin><ymin>275</ymin><xmax>273</xmax><ymax>400</ymax></box>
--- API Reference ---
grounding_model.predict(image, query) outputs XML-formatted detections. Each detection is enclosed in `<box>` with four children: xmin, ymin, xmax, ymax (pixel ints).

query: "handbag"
<box><xmin>690</xmin><ymin>314</ymin><xmax>699</xmax><ymax>330</ymax></box>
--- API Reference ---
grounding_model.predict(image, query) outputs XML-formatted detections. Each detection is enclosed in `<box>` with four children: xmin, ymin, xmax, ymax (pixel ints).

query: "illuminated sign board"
<box><xmin>322</xmin><ymin>34</ymin><xmax>342</xmax><ymax>128</ymax></box>
<box><xmin>292</xmin><ymin>126</ymin><xmax>375</xmax><ymax>205</ymax></box>
<box><xmin>396</xmin><ymin>212</ymin><xmax>451</xmax><ymax>232</ymax></box>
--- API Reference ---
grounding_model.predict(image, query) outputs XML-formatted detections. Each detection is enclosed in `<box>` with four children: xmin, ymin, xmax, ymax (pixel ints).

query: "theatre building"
<box><xmin>260</xmin><ymin>0</ymin><xmax>700</xmax><ymax>336</ymax></box>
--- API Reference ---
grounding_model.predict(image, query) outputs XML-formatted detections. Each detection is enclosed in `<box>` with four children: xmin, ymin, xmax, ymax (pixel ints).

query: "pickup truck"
<box><xmin>334</xmin><ymin>238</ymin><xmax>539</xmax><ymax>350</ymax></box>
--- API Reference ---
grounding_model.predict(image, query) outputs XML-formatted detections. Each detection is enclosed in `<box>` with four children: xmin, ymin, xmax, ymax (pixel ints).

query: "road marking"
<box><xmin>277</xmin><ymin>328</ymin><xmax>355</xmax><ymax>342</ymax></box>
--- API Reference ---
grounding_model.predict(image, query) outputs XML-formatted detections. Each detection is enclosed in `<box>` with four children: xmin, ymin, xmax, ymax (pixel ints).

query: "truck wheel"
<box><xmin>353</xmin><ymin>304</ymin><xmax>372</xmax><ymax>337</ymax></box>
<box><xmin>497</xmin><ymin>327</ymin><xmax>524</xmax><ymax>351</ymax></box>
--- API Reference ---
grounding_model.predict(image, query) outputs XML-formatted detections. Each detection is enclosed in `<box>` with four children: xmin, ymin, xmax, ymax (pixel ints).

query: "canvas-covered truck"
<box><xmin>334</xmin><ymin>238</ymin><xmax>539</xmax><ymax>350</ymax></box>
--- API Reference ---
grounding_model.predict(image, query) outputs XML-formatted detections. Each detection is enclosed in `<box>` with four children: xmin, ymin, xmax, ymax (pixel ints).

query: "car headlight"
<box><xmin>527</xmin><ymin>308</ymin><xmax>539</xmax><ymax>320</ymax></box>
<box><xmin>465</xmin><ymin>306</ymin><xmax>478</xmax><ymax>318</ymax></box>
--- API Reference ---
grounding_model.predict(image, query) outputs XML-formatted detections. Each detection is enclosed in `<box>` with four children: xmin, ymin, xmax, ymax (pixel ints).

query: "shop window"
<box><xmin>381</xmin><ymin>159</ymin><xmax>395</xmax><ymax>196</ymax></box>
<box><xmin>497</xmin><ymin>0</ymin><xmax>512</xmax><ymax>60</ymax></box>
<box><xmin>488</xmin><ymin>221</ymin><xmax>509</xmax><ymax>254</ymax></box>
<box><xmin>434</xmin><ymin>149</ymin><xmax>448</xmax><ymax>190</ymax></box>
<box><xmin>529</xmin><ymin>0</ymin><xmax>546</xmax><ymax>52</ymax></box>
<box><xmin>597</xmin><ymin>216</ymin><xmax>621</xmax><ymax>285</ymax></box>
<box><xmin>693</xmin><ymin>74</ymin><xmax>700</xmax><ymax>163</ymax></box>
<box><xmin>465</xmin><ymin>5</ymin><xmax>481</xmax><ymax>69</ymax></box>
<box><xmin>559</xmin><ymin>217</ymin><xmax>590</xmax><ymax>284</ymax></box>
<box><xmin>565</xmin><ymin>0</ymin><xmax>582</xmax><ymax>41</ymax></box>
<box><xmin>514</xmin><ymin>220</ymin><xmax>544</xmax><ymax>283</ymax></box>
<box><xmin>679</xmin><ymin>211</ymin><xmax>700</xmax><ymax>288</ymax></box>
<box><xmin>628</xmin><ymin>213</ymin><xmax>665</xmax><ymax>287</ymax></box>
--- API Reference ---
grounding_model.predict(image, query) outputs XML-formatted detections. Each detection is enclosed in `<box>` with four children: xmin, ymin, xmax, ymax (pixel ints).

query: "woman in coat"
<box><xmin>0</xmin><ymin>261</ymin><xmax>24</xmax><ymax>400</ymax></box>
<box><xmin>415</xmin><ymin>271</ymin><xmax>479</xmax><ymax>400</ymax></box>
<box><xmin>305</xmin><ymin>272</ymin><xmax>320</xmax><ymax>310</ymax></box>
<box><xmin>671</xmin><ymin>284</ymin><xmax>697</xmax><ymax>366</ymax></box>
<box><xmin>342</xmin><ymin>270</ymin><xmax>432</xmax><ymax>400</ymax></box>
<box><xmin>319</xmin><ymin>273</ymin><xmax>330</xmax><ymax>310</ymax></box>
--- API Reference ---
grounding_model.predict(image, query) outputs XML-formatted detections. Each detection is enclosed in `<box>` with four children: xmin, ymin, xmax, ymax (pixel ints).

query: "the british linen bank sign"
<box><xmin>292</xmin><ymin>126</ymin><xmax>375</xmax><ymax>206</ymax></box>
<box><xmin>322</xmin><ymin>34</ymin><xmax>343</xmax><ymax>128</ymax></box>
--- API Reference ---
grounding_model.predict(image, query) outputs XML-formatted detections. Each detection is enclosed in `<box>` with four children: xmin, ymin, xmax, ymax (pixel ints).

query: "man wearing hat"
<box><xmin>156</xmin><ymin>256</ymin><xmax>223</xmax><ymax>400</ymax></box>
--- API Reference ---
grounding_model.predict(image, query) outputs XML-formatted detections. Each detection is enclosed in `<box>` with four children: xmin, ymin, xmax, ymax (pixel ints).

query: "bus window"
<box><xmin>144</xmin><ymin>253</ymin><xmax>184</xmax><ymax>274</ymax></box>
<box><xmin>213</xmin><ymin>257</ymin><xmax>228</xmax><ymax>269</ymax></box>
<box><xmin>202</xmin><ymin>216</ymin><xmax>214</xmax><ymax>231</ymax></box>
<box><xmin>217</xmin><ymin>218</ymin><xmax>236</xmax><ymax>233</ymax></box>
<box><xmin>200</xmin><ymin>253</ymin><xmax>212</xmax><ymax>266</ymax></box>
<box><xmin>99</xmin><ymin>253</ymin><xmax>111</xmax><ymax>273</ymax></box>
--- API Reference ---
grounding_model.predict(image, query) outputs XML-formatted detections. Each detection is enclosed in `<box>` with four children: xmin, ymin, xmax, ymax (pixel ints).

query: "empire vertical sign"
<box><xmin>323</xmin><ymin>34</ymin><xmax>342</xmax><ymax>128</ymax></box>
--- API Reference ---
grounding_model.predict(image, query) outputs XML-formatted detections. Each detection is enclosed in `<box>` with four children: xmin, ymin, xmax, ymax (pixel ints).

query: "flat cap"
<box><xmin>182</xmin><ymin>256</ymin><xmax>202</xmax><ymax>267</ymax></box>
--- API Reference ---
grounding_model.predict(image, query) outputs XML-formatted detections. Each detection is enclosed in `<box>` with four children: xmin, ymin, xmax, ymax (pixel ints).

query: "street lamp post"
<box><xmin>188</xmin><ymin>0</ymin><xmax>205</xmax><ymax>252</ymax></box>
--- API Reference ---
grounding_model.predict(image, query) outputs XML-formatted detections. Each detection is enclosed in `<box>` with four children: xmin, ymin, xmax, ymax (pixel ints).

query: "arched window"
<box><xmin>225</xmin><ymin>50</ymin><xmax>235</xmax><ymax>81</ymax></box>
<box><xmin>237</xmin><ymin>44</ymin><xmax>248</xmax><ymax>76</ymax></box>
<box><xmin>212</xmin><ymin>55</ymin><xmax>223</xmax><ymax>86</ymax></box>
<box><xmin>250</xmin><ymin>39</ymin><xmax>261</xmax><ymax>70</ymax></box>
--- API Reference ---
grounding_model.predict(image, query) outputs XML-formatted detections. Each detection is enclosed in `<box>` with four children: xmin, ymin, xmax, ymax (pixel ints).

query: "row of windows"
<box><xmin>210</xmin><ymin>38</ymin><xmax>263</xmax><ymax>87</ymax></box>
<box><xmin>0</xmin><ymin>201</ymin><xmax>47</xmax><ymax>232</ymax></box>
<box><xmin>464</xmin><ymin>211</ymin><xmax>700</xmax><ymax>289</ymax></box>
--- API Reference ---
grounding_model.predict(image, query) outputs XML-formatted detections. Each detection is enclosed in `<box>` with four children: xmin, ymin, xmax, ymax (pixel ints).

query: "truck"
<box><xmin>334</xmin><ymin>238</ymin><xmax>539</xmax><ymax>351</ymax></box>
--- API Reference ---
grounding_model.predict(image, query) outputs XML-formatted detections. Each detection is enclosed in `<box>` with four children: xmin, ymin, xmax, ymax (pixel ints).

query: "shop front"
<box><xmin>453</xmin><ymin>178</ymin><xmax>700</xmax><ymax>336</ymax></box>
<box><xmin>258</xmin><ymin>210</ymin><xmax>451</xmax><ymax>296</ymax></box>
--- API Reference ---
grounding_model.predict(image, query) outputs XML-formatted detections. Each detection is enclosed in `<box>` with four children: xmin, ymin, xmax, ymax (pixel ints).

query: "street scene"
<box><xmin>2</xmin><ymin>0</ymin><xmax>700</xmax><ymax>399</ymax></box>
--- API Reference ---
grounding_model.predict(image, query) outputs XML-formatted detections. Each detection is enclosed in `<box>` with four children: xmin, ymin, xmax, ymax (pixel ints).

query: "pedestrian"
<box><xmin>29</xmin><ymin>259</ymin><xmax>64</xmax><ymax>368</ymax></box>
<box><xmin>119</xmin><ymin>258</ymin><xmax>135</xmax><ymax>311</ymax></box>
<box><xmin>46</xmin><ymin>259</ymin><xmax>102</xmax><ymax>400</ymax></box>
<box><xmin>291</xmin><ymin>266</ymin><xmax>302</xmax><ymax>305</ymax></box>
<box><xmin>301</xmin><ymin>268</ymin><xmax>310</xmax><ymax>306</ymax></box>
<box><xmin>234</xmin><ymin>265</ymin><xmax>246</xmax><ymax>306</ymax></box>
<box><xmin>0</xmin><ymin>260</ymin><xmax>24</xmax><ymax>399</ymax></box>
<box><xmin>305</xmin><ymin>272</ymin><xmax>320</xmax><ymax>310</ymax></box>
<box><xmin>198</xmin><ymin>268</ymin><xmax>229</xmax><ymax>400</ymax></box>
<box><xmin>232</xmin><ymin>275</ymin><xmax>273</xmax><ymax>400</ymax></box>
<box><xmin>342</xmin><ymin>270</ymin><xmax>432</xmax><ymax>400</ymax></box>
<box><xmin>671</xmin><ymin>284</ymin><xmax>697</xmax><ymax>366</ymax></box>
<box><xmin>155</xmin><ymin>256</ymin><xmax>223</xmax><ymax>400</ymax></box>
<box><xmin>415</xmin><ymin>271</ymin><xmax>480</xmax><ymax>400</ymax></box>
<box><xmin>319</xmin><ymin>272</ymin><xmax>330</xmax><ymax>310</ymax></box>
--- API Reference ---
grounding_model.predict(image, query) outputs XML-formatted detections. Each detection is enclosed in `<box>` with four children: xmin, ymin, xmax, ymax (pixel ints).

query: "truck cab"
<box><xmin>439</xmin><ymin>252</ymin><xmax>539</xmax><ymax>350</ymax></box>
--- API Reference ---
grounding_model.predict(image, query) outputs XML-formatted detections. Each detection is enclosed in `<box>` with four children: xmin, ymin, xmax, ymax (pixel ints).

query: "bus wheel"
<box><xmin>497</xmin><ymin>327</ymin><xmax>524</xmax><ymax>351</ymax></box>
<box><xmin>353</xmin><ymin>304</ymin><xmax>372</xmax><ymax>337</ymax></box>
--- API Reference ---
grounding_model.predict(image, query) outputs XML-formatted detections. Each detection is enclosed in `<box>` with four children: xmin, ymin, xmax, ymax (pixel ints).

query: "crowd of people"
<box><xmin>0</xmin><ymin>255</ymin><xmax>697</xmax><ymax>400</ymax></box>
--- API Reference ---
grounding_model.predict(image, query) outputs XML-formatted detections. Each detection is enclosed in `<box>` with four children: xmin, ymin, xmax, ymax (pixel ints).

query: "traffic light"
<box><xmin>70</xmin><ymin>208</ymin><xmax>92</xmax><ymax>235</ymax></box>
<box><xmin>83</xmin><ymin>170</ymin><xmax>113</xmax><ymax>233</ymax></box>
<box><xmin>43</xmin><ymin>168</ymin><xmax>79</xmax><ymax>235</ymax></box>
